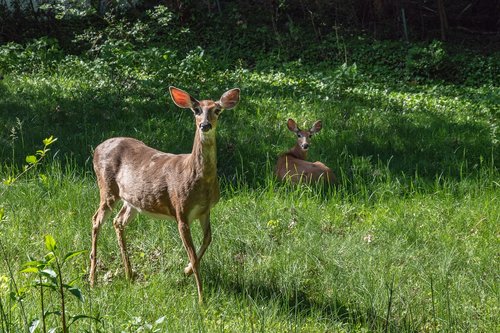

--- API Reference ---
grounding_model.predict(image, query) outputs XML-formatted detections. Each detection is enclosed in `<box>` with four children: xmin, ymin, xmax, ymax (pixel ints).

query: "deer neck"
<box><xmin>189</xmin><ymin>127</ymin><xmax>218</xmax><ymax>177</ymax></box>
<box><xmin>288</xmin><ymin>144</ymin><xmax>308</xmax><ymax>160</ymax></box>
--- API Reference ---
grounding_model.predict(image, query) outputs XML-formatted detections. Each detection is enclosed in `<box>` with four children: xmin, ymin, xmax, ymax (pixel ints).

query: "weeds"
<box><xmin>20</xmin><ymin>235</ymin><xmax>94</xmax><ymax>333</ymax></box>
<box><xmin>0</xmin><ymin>11</ymin><xmax>498</xmax><ymax>331</ymax></box>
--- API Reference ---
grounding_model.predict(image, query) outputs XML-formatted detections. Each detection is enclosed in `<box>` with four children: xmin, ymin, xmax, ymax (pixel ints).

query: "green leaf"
<box><xmin>39</xmin><ymin>173</ymin><xmax>48</xmax><ymax>185</ymax></box>
<box><xmin>44</xmin><ymin>234</ymin><xmax>57</xmax><ymax>251</ymax></box>
<box><xmin>20</xmin><ymin>267</ymin><xmax>40</xmax><ymax>274</ymax></box>
<box><xmin>44</xmin><ymin>252</ymin><xmax>55</xmax><ymax>260</ymax></box>
<box><xmin>3</xmin><ymin>176</ymin><xmax>14</xmax><ymax>186</ymax></box>
<box><xmin>34</xmin><ymin>282</ymin><xmax>57</xmax><ymax>291</ymax></box>
<box><xmin>10</xmin><ymin>287</ymin><xmax>27</xmax><ymax>301</ymax></box>
<box><xmin>25</xmin><ymin>155</ymin><xmax>37</xmax><ymax>164</ymax></box>
<box><xmin>22</xmin><ymin>260</ymin><xmax>46</xmax><ymax>267</ymax></box>
<box><xmin>67</xmin><ymin>287</ymin><xmax>84</xmax><ymax>302</ymax></box>
<box><xmin>43</xmin><ymin>253</ymin><xmax>56</xmax><ymax>266</ymax></box>
<box><xmin>69</xmin><ymin>314</ymin><xmax>101</xmax><ymax>326</ymax></box>
<box><xmin>43</xmin><ymin>136</ymin><xmax>58</xmax><ymax>147</ymax></box>
<box><xmin>44</xmin><ymin>310</ymin><xmax>62</xmax><ymax>318</ymax></box>
<box><xmin>63</xmin><ymin>250</ymin><xmax>86</xmax><ymax>264</ymax></box>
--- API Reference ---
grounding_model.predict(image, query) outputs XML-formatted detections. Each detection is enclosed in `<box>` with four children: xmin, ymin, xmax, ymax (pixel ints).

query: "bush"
<box><xmin>405</xmin><ymin>40</ymin><xmax>447</xmax><ymax>81</ymax></box>
<box><xmin>0</xmin><ymin>37</ymin><xmax>63</xmax><ymax>73</ymax></box>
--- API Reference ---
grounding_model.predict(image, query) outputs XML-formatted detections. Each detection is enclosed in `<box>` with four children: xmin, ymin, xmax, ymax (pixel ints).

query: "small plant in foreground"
<box><xmin>20</xmin><ymin>235</ymin><xmax>93</xmax><ymax>333</ymax></box>
<box><xmin>0</xmin><ymin>136</ymin><xmax>58</xmax><ymax>332</ymax></box>
<box><xmin>2</xmin><ymin>135</ymin><xmax>57</xmax><ymax>187</ymax></box>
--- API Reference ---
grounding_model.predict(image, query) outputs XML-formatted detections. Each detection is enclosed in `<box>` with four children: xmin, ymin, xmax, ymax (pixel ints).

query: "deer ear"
<box><xmin>310</xmin><ymin>120</ymin><xmax>322</xmax><ymax>133</ymax></box>
<box><xmin>169</xmin><ymin>86</ymin><xmax>198</xmax><ymax>108</ymax></box>
<box><xmin>217</xmin><ymin>88</ymin><xmax>240</xmax><ymax>110</ymax></box>
<box><xmin>287</xmin><ymin>119</ymin><xmax>299</xmax><ymax>133</ymax></box>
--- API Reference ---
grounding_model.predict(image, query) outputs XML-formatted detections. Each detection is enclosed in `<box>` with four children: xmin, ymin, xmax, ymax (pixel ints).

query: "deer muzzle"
<box><xmin>200</xmin><ymin>122</ymin><xmax>212</xmax><ymax>132</ymax></box>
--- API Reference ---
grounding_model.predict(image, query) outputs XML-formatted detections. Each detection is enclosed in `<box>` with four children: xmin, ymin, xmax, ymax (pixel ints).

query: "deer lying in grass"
<box><xmin>275</xmin><ymin>118</ymin><xmax>335</xmax><ymax>185</ymax></box>
<box><xmin>89</xmin><ymin>86</ymin><xmax>240</xmax><ymax>303</ymax></box>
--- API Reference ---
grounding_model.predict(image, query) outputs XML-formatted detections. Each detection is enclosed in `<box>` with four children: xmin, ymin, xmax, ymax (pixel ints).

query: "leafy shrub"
<box><xmin>405</xmin><ymin>40</ymin><xmax>447</xmax><ymax>80</ymax></box>
<box><xmin>451</xmin><ymin>52</ymin><xmax>500</xmax><ymax>86</ymax></box>
<box><xmin>73</xmin><ymin>5</ymin><xmax>189</xmax><ymax>57</ymax></box>
<box><xmin>0</xmin><ymin>37</ymin><xmax>63</xmax><ymax>73</ymax></box>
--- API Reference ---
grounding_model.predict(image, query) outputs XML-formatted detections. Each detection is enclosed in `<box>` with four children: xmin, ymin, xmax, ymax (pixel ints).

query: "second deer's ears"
<box><xmin>310</xmin><ymin>120</ymin><xmax>322</xmax><ymax>133</ymax></box>
<box><xmin>287</xmin><ymin>118</ymin><xmax>299</xmax><ymax>133</ymax></box>
<box><xmin>169</xmin><ymin>86</ymin><xmax>199</xmax><ymax>109</ymax></box>
<box><xmin>217</xmin><ymin>88</ymin><xmax>240</xmax><ymax>110</ymax></box>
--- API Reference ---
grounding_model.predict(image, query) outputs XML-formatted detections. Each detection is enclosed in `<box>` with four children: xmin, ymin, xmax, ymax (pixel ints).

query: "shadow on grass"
<box><xmin>0</xmin><ymin>77</ymin><xmax>195</xmax><ymax>166</ymax></box>
<box><xmin>0</xmin><ymin>74</ymin><xmax>497</xmax><ymax>186</ymax></box>
<box><xmin>202</xmin><ymin>262</ymin><xmax>415</xmax><ymax>332</ymax></box>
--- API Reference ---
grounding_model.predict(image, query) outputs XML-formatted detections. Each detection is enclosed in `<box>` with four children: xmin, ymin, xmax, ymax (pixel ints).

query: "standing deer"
<box><xmin>89</xmin><ymin>86</ymin><xmax>240</xmax><ymax>303</ymax></box>
<box><xmin>275</xmin><ymin>118</ymin><xmax>335</xmax><ymax>185</ymax></box>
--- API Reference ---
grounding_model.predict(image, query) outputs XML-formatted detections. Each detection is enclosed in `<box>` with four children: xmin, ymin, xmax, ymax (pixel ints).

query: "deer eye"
<box><xmin>214</xmin><ymin>108</ymin><xmax>222</xmax><ymax>116</ymax></box>
<box><xmin>297</xmin><ymin>133</ymin><xmax>302</xmax><ymax>138</ymax></box>
<box><xmin>193</xmin><ymin>107</ymin><xmax>202</xmax><ymax>115</ymax></box>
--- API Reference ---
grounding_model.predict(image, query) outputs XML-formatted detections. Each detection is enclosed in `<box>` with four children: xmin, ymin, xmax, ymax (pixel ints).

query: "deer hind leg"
<box><xmin>90</xmin><ymin>195</ymin><xmax>116</xmax><ymax>287</ymax></box>
<box><xmin>113</xmin><ymin>202</ymin><xmax>137</xmax><ymax>281</ymax></box>
<box><xmin>185</xmin><ymin>212</ymin><xmax>212</xmax><ymax>277</ymax></box>
<box><xmin>177</xmin><ymin>218</ymin><xmax>203</xmax><ymax>303</ymax></box>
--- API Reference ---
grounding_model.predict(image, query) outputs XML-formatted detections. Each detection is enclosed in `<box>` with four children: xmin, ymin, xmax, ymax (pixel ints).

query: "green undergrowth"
<box><xmin>0</xmin><ymin>162</ymin><xmax>498</xmax><ymax>332</ymax></box>
<box><xmin>1</xmin><ymin>59</ymin><xmax>498</xmax><ymax>183</ymax></box>
<box><xmin>0</xmin><ymin>11</ymin><xmax>499</xmax><ymax>331</ymax></box>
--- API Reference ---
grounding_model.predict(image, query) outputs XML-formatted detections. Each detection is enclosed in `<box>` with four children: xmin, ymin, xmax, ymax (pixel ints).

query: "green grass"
<box><xmin>0</xmin><ymin>160</ymin><xmax>498</xmax><ymax>332</ymax></box>
<box><xmin>0</xmin><ymin>35</ymin><xmax>499</xmax><ymax>332</ymax></box>
<box><xmin>1</xmin><ymin>152</ymin><xmax>498</xmax><ymax>331</ymax></box>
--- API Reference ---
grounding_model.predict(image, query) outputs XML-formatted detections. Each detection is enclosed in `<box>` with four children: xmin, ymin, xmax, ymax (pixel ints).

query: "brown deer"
<box><xmin>89</xmin><ymin>86</ymin><xmax>240</xmax><ymax>303</ymax></box>
<box><xmin>275</xmin><ymin>118</ymin><xmax>335</xmax><ymax>185</ymax></box>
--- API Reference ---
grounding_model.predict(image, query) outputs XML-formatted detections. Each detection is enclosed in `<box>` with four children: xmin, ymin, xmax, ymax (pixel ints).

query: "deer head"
<box><xmin>287</xmin><ymin>118</ymin><xmax>322</xmax><ymax>151</ymax></box>
<box><xmin>170</xmin><ymin>87</ymin><xmax>240</xmax><ymax>137</ymax></box>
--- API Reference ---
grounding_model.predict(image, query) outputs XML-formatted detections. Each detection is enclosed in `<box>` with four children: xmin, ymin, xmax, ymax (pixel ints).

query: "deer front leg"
<box><xmin>113</xmin><ymin>203</ymin><xmax>137</xmax><ymax>281</ymax></box>
<box><xmin>177</xmin><ymin>218</ymin><xmax>203</xmax><ymax>303</ymax></box>
<box><xmin>185</xmin><ymin>213</ymin><xmax>212</xmax><ymax>276</ymax></box>
<box><xmin>90</xmin><ymin>200</ymin><xmax>115</xmax><ymax>287</ymax></box>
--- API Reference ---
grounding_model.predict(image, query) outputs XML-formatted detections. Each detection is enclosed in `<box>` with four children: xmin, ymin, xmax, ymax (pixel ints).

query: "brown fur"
<box><xmin>275</xmin><ymin>119</ymin><xmax>335</xmax><ymax>185</ymax></box>
<box><xmin>89</xmin><ymin>87</ymin><xmax>240</xmax><ymax>303</ymax></box>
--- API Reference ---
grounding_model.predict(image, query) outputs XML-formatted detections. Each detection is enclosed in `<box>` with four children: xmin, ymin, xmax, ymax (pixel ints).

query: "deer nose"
<box><xmin>200</xmin><ymin>122</ymin><xmax>212</xmax><ymax>132</ymax></box>
<box><xmin>301</xmin><ymin>143</ymin><xmax>309</xmax><ymax>150</ymax></box>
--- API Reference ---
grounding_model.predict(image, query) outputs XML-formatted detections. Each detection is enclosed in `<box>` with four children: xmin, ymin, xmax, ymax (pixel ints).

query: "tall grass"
<box><xmin>0</xmin><ymin>30</ymin><xmax>498</xmax><ymax>331</ymax></box>
<box><xmin>0</xmin><ymin>156</ymin><xmax>498</xmax><ymax>331</ymax></box>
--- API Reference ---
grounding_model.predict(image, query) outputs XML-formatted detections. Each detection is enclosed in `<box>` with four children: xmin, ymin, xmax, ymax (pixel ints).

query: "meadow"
<box><xmin>0</xmin><ymin>8</ymin><xmax>499</xmax><ymax>332</ymax></box>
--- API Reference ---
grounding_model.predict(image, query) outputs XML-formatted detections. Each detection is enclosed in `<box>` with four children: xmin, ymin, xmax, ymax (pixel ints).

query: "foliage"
<box><xmin>0</xmin><ymin>6</ymin><xmax>498</xmax><ymax>332</ymax></box>
<box><xmin>20</xmin><ymin>235</ymin><xmax>90</xmax><ymax>333</ymax></box>
<box><xmin>73</xmin><ymin>5</ymin><xmax>189</xmax><ymax>56</ymax></box>
<box><xmin>405</xmin><ymin>40</ymin><xmax>448</xmax><ymax>80</ymax></box>
<box><xmin>2</xmin><ymin>1</ymin><xmax>499</xmax><ymax>46</ymax></box>
<box><xmin>0</xmin><ymin>137</ymin><xmax>58</xmax><ymax>333</ymax></box>
<box><xmin>0</xmin><ymin>163</ymin><xmax>498</xmax><ymax>332</ymax></box>
<box><xmin>39</xmin><ymin>0</ymin><xmax>96</xmax><ymax>20</ymax></box>
<box><xmin>0</xmin><ymin>37</ymin><xmax>63</xmax><ymax>74</ymax></box>
<box><xmin>2</xmin><ymin>136</ymin><xmax>57</xmax><ymax>186</ymax></box>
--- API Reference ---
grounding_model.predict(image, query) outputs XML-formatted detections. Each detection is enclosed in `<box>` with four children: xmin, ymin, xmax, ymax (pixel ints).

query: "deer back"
<box><xmin>94</xmin><ymin>137</ymin><xmax>217</xmax><ymax>219</ymax></box>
